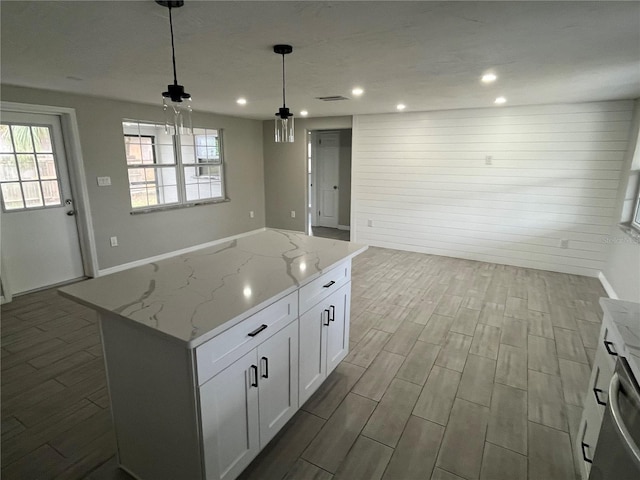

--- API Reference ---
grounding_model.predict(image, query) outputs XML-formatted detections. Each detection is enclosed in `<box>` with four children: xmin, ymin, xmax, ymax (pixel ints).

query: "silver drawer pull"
<box><xmin>248</xmin><ymin>324</ymin><xmax>268</xmax><ymax>337</ymax></box>
<box><xmin>323</xmin><ymin>280</ymin><xmax>336</xmax><ymax>288</ymax></box>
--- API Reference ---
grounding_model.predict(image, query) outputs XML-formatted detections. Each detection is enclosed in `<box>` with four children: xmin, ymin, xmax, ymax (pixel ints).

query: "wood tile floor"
<box><xmin>311</xmin><ymin>226</ymin><xmax>351</xmax><ymax>242</ymax></box>
<box><xmin>1</xmin><ymin>246</ymin><xmax>605</xmax><ymax>479</ymax></box>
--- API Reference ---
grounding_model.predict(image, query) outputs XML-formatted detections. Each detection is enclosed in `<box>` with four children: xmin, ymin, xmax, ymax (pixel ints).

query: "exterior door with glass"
<box><xmin>0</xmin><ymin>111</ymin><xmax>84</xmax><ymax>295</ymax></box>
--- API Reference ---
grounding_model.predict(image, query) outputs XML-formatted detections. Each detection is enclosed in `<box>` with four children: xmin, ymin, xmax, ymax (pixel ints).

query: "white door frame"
<box><xmin>1</xmin><ymin>101</ymin><xmax>99</xmax><ymax>280</ymax></box>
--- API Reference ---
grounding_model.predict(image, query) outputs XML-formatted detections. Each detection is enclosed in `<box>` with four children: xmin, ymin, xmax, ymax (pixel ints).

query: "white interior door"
<box><xmin>316</xmin><ymin>132</ymin><xmax>340</xmax><ymax>228</ymax></box>
<box><xmin>0</xmin><ymin>111</ymin><xmax>84</xmax><ymax>295</ymax></box>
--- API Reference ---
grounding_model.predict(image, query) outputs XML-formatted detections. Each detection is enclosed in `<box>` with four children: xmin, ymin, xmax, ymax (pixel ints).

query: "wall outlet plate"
<box><xmin>560</xmin><ymin>239</ymin><xmax>569</xmax><ymax>249</ymax></box>
<box><xmin>97</xmin><ymin>176</ymin><xmax>111</xmax><ymax>186</ymax></box>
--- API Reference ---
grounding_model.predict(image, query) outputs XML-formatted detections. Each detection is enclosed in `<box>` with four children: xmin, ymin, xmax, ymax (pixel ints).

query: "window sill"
<box><xmin>615</xmin><ymin>223</ymin><xmax>640</xmax><ymax>245</ymax></box>
<box><xmin>130</xmin><ymin>197</ymin><xmax>230</xmax><ymax>215</ymax></box>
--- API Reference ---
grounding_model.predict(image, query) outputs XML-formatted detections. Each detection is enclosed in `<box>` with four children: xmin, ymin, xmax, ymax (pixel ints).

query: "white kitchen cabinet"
<box><xmin>575</xmin><ymin>298</ymin><xmax>636</xmax><ymax>480</ymax></box>
<box><xmin>257</xmin><ymin>319</ymin><xmax>299</xmax><ymax>447</ymax></box>
<box><xmin>200</xmin><ymin>349</ymin><xmax>260</xmax><ymax>480</ymax></box>
<box><xmin>299</xmin><ymin>282</ymin><xmax>351</xmax><ymax>405</ymax></box>
<box><xmin>201</xmin><ymin>319</ymin><xmax>299</xmax><ymax>480</ymax></box>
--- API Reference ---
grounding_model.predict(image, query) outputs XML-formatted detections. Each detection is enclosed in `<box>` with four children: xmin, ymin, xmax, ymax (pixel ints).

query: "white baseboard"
<box><xmin>98</xmin><ymin>228</ymin><xmax>267</xmax><ymax>277</ymax></box>
<box><xmin>338</xmin><ymin>225</ymin><xmax>351</xmax><ymax>231</ymax></box>
<box><xmin>598</xmin><ymin>271</ymin><xmax>618</xmax><ymax>299</ymax></box>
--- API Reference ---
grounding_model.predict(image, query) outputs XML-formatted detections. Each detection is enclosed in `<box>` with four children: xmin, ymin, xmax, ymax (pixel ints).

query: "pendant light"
<box><xmin>273</xmin><ymin>44</ymin><xmax>294</xmax><ymax>143</ymax></box>
<box><xmin>157</xmin><ymin>1</ymin><xmax>192</xmax><ymax>135</ymax></box>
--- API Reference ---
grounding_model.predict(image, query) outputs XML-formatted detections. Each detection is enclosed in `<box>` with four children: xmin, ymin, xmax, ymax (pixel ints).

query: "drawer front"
<box><xmin>196</xmin><ymin>292</ymin><xmax>298</xmax><ymax>385</ymax></box>
<box><xmin>299</xmin><ymin>260</ymin><xmax>351</xmax><ymax>314</ymax></box>
<box><xmin>576</xmin><ymin>396</ymin><xmax>603</xmax><ymax>480</ymax></box>
<box><xmin>587</xmin><ymin>347</ymin><xmax>615</xmax><ymax>420</ymax></box>
<box><xmin>599</xmin><ymin>315</ymin><xmax>623</xmax><ymax>371</ymax></box>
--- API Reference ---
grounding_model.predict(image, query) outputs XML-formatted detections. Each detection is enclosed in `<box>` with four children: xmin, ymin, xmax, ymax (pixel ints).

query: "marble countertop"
<box><xmin>60</xmin><ymin>229</ymin><xmax>367</xmax><ymax>348</ymax></box>
<box><xmin>600</xmin><ymin>298</ymin><xmax>640</xmax><ymax>380</ymax></box>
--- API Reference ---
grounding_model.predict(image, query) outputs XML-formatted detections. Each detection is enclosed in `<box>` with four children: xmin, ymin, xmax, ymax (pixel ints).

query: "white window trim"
<box><xmin>123</xmin><ymin>121</ymin><xmax>229</xmax><ymax>213</ymax></box>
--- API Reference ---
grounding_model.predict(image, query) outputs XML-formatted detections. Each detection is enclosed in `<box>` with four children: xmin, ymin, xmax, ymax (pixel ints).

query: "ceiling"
<box><xmin>1</xmin><ymin>1</ymin><xmax>639</xmax><ymax>120</ymax></box>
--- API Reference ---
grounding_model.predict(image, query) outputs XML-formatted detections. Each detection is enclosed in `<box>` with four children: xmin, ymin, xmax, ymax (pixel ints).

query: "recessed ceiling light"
<box><xmin>396</xmin><ymin>104</ymin><xmax>406</xmax><ymax>111</ymax></box>
<box><xmin>236</xmin><ymin>98</ymin><xmax>247</xmax><ymax>105</ymax></box>
<box><xmin>494</xmin><ymin>96</ymin><xmax>507</xmax><ymax>105</ymax></box>
<box><xmin>300</xmin><ymin>110</ymin><xmax>308</xmax><ymax>117</ymax></box>
<box><xmin>352</xmin><ymin>87</ymin><xmax>364</xmax><ymax>96</ymax></box>
<box><xmin>481</xmin><ymin>73</ymin><xmax>497</xmax><ymax>83</ymax></box>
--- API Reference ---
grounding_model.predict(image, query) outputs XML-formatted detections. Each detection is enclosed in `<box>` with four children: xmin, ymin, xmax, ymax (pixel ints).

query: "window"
<box><xmin>0</xmin><ymin>123</ymin><xmax>62</xmax><ymax>211</ymax></box>
<box><xmin>122</xmin><ymin>121</ymin><xmax>225</xmax><ymax>210</ymax></box>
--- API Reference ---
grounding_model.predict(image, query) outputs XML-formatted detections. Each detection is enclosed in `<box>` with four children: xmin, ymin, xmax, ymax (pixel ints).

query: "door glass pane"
<box><xmin>1</xmin><ymin>123</ymin><xmax>64</xmax><ymax>212</ymax></box>
<box><xmin>1</xmin><ymin>182</ymin><xmax>24</xmax><ymax>210</ymax></box>
<box><xmin>32</xmin><ymin>127</ymin><xmax>53</xmax><ymax>153</ymax></box>
<box><xmin>11</xmin><ymin>125</ymin><xmax>33</xmax><ymax>153</ymax></box>
<box><xmin>41</xmin><ymin>180</ymin><xmax>61</xmax><ymax>206</ymax></box>
<box><xmin>37</xmin><ymin>154</ymin><xmax>58</xmax><ymax>179</ymax></box>
<box><xmin>0</xmin><ymin>125</ymin><xmax>12</xmax><ymax>152</ymax></box>
<box><xmin>0</xmin><ymin>155</ymin><xmax>19</xmax><ymax>181</ymax></box>
<box><xmin>22</xmin><ymin>181</ymin><xmax>43</xmax><ymax>208</ymax></box>
<box><xmin>17</xmin><ymin>154</ymin><xmax>38</xmax><ymax>180</ymax></box>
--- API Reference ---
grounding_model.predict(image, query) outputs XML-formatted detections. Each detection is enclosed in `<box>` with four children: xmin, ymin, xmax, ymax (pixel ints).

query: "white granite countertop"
<box><xmin>60</xmin><ymin>229</ymin><xmax>367</xmax><ymax>348</ymax></box>
<box><xmin>600</xmin><ymin>298</ymin><xmax>640</xmax><ymax>380</ymax></box>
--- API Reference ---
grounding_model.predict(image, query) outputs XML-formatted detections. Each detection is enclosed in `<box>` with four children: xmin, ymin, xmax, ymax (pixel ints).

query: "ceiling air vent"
<box><xmin>316</xmin><ymin>96</ymin><xmax>349</xmax><ymax>102</ymax></box>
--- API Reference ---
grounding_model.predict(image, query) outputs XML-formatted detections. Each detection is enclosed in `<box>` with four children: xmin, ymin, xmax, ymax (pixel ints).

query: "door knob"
<box><xmin>333</xmin><ymin>185</ymin><xmax>338</xmax><ymax>189</ymax></box>
<box><xmin>66</xmin><ymin>210</ymin><xmax>77</xmax><ymax>216</ymax></box>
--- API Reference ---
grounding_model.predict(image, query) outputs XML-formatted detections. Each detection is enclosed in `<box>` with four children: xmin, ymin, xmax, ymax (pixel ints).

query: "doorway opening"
<box><xmin>307</xmin><ymin>129</ymin><xmax>352</xmax><ymax>241</ymax></box>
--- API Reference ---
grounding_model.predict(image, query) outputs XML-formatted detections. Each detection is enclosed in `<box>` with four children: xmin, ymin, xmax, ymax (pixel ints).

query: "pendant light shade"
<box><xmin>157</xmin><ymin>1</ymin><xmax>192</xmax><ymax>135</ymax></box>
<box><xmin>274</xmin><ymin>44</ymin><xmax>294</xmax><ymax>143</ymax></box>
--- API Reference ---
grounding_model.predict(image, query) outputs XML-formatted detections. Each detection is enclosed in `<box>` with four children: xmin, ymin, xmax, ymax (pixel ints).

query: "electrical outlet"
<box><xmin>485</xmin><ymin>155</ymin><xmax>493</xmax><ymax>165</ymax></box>
<box><xmin>110</xmin><ymin>236</ymin><xmax>118</xmax><ymax>247</ymax></box>
<box><xmin>249</xmin><ymin>211</ymin><xmax>254</xmax><ymax>218</ymax></box>
<box><xmin>560</xmin><ymin>239</ymin><xmax>569</xmax><ymax>249</ymax></box>
<box><xmin>290</xmin><ymin>210</ymin><xmax>296</xmax><ymax>218</ymax></box>
<box><xmin>97</xmin><ymin>176</ymin><xmax>112</xmax><ymax>186</ymax></box>
<box><xmin>368</xmin><ymin>219</ymin><xmax>374</xmax><ymax>227</ymax></box>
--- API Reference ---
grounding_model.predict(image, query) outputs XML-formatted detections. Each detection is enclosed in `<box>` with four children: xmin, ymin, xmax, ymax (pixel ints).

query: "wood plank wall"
<box><xmin>351</xmin><ymin>101</ymin><xmax>634</xmax><ymax>277</ymax></box>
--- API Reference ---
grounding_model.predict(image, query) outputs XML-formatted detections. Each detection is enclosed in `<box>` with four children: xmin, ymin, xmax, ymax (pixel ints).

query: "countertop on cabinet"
<box><xmin>600</xmin><ymin>298</ymin><xmax>640</xmax><ymax>380</ymax></box>
<box><xmin>59</xmin><ymin>229</ymin><xmax>367</xmax><ymax>348</ymax></box>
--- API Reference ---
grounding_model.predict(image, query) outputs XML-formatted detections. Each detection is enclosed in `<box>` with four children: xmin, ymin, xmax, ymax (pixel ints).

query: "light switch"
<box><xmin>290</xmin><ymin>210</ymin><xmax>296</xmax><ymax>218</ymax></box>
<box><xmin>110</xmin><ymin>236</ymin><xmax>118</xmax><ymax>247</ymax></box>
<box><xmin>97</xmin><ymin>176</ymin><xmax>112</xmax><ymax>186</ymax></box>
<box><xmin>250</xmin><ymin>211</ymin><xmax>255</xmax><ymax>218</ymax></box>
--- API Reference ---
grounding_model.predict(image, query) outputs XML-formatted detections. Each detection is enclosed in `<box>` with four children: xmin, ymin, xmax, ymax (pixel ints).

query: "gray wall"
<box><xmin>338</xmin><ymin>129</ymin><xmax>352</xmax><ymax>227</ymax></box>
<box><xmin>263</xmin><ymin>116</ymin><xmax>351</xmax><ymax>231</ymax></box>
<box><xmin>603</xmin><ymin>99</ymin><xmax>640</xmax><ymax>301</ymax></box>
<box><xmin>1</xmin><ymin>85</ymin><xmax>266</xmax><ymax>270</ymax></box>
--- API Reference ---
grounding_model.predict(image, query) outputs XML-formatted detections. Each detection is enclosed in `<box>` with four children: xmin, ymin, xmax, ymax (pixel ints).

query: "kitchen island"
<box><xmin>59</xmin><ymin>229</ymin><xmax>367</xmax><ymax>480</ymax></box>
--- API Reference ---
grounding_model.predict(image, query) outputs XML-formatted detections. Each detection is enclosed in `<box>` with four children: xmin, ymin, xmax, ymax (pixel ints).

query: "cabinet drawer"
<box><xmin>599</xmin><ymin>315</ymin><xmax>623</xmax><ymax>372</ymax></box>
<box><xmin>196</xmin><ymin>292</ymin><xmax>298</xmax><ymax>385</ymax></box>
<box><xmin>587</xmin><ymin>347</ymin><xmax>614</xmax><ymax>420</ymax></box>
<box><xmin>299</xmin><ymin>260</ymin><xmax>351</xmax><ymax>314</ymax></box>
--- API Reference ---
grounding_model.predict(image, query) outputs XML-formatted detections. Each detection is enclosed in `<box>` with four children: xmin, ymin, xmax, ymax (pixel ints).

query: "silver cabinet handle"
<box><xmin>609</xmin><ymin>372</ymin><xmax>640</xmax><ymax>467</ymax></box>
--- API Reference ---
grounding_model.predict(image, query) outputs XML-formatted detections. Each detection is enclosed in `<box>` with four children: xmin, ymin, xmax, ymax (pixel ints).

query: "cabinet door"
<box><xmin>257</xmin><ymin>320</ymin><xmax>299</xmax><ymax>448</ymax></box>
<box><xmin>326</xmin><ymin>283</ymin><xmax>351</xmax><ymax>375</ymax></box>
<box><xmin>200</xmin><ymin>349</ymin><xmax>259</xmax><ymax>480</ymax></box>
<box><xmin>299</xmin><ymin>299</ymin><xmax>329</xmax><ymax>405</ymax></box>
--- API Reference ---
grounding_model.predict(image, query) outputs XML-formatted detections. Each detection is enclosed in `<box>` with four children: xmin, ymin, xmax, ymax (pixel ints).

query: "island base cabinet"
<box><xmin>200</xmin><ymin>349</ymin><xmax>260</xmax><ymax>480</ymax></box>
<box><xmin>200</xmin><ymin>319</ymin><xmax>299</xmax><ymax>480</ymax></box>
<box><xmin>299</xmin><ymin>282</ymin><xmax>351</xmax><ymax>405</ymax></box>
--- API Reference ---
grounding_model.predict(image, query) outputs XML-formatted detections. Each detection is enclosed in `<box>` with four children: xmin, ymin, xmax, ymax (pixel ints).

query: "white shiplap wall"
<box><xmin>351</xmin><ymin>101</ymin><xmax>634</xmax><ymax>277</ymax></box>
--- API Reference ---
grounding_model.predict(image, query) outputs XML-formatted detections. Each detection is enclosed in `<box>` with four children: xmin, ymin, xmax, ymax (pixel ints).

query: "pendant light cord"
<box><xmin>281</xmin><ymin>53</ymin><xmax>286</xmax><ymax>108</ymax></box>
<box><xmin>169</xmin><ymin>6</ymin><xmax>178</xmax><ymax>86</ymax></box>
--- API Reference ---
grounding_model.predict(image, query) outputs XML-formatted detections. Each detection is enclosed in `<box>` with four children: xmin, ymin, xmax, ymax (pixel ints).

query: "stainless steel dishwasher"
<box><xmin>588</xmin><ymin>357</ymin><xmax>640</xmax><ymax>480</ymax></box>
